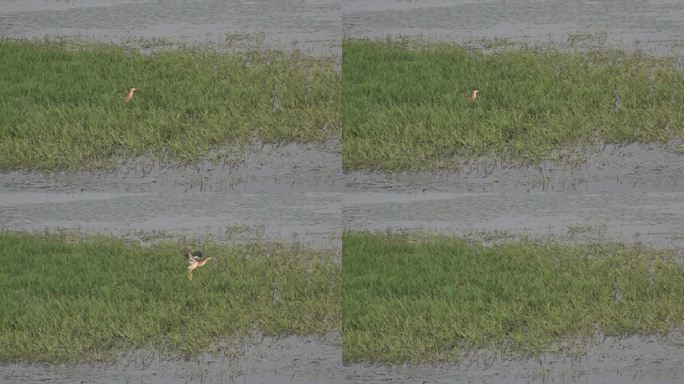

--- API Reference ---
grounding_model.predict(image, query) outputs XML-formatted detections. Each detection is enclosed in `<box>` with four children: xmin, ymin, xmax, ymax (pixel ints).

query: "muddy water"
<box><xmin>2</xmin><ymin>145</ymin><xmax>683</xmax><ymax>250</ymax></box>
<box><xmin>344</xmin><ymin>191</ymin><xmax>684</xmax><ymax>248</ymax></box>
<box><xmin>345</xmin><ymin>335</ymin><xmax>683</xmax><ymax>384</ymax></box>
<box><xmin>0</xmin><ymin>0</ymin><xmax>341</xmax><ymax>56</ymax></box>
<box><xmin>344</xmin><ymin>144</ymin><xmax>684</xmax><ymax>248</ymax></box>
<box><xmin>1</xmin><ymin>335</ymin><xmax>345</xmax><ymax>384</ymax></box>
<box><xmin>3</xmin><ymin>2</ymin><xmax>684</xmax><ymax>383</ymax></box>
<box><xmin>0</xmin><ymin>144</ymin><xmax>344</xmax><ymax>248</ymax></box>
<box><xmin>343</xmin><ymin>0</ymin><xmax>684</xmax><ymax>54</ymax></box>
<box><xmin>0</xmin><ymin>142</ymin><xmax>341</xmax><ymax>194</ymax></box>
<box><xmin>4</xmin><ymin>190</ymin><xmax>682</xmax><ymax>251</ymax></box>
<box><xmin>0</xmin><ymin>190</ymin><xmax>342</xmax><ymax>249</ymax></box>
<box><xmin>345</xmin><ymin>143</ymin><xmax>684</xmax><ymax>194</ymax></box>
<box><xmin>2</xmin><ymin>335</ymin><xmax>681</xmax><ymax>383</ymax></box>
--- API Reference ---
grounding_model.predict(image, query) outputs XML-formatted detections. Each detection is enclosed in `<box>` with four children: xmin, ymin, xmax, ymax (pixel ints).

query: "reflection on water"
<box><xmin>344</xmin><ymin>191</ymin><xmax>684</xmax><ymax>248</ymax></box>
<box><xmin>0</xmin><ymin>142</ymin><xmax>341</xmax><ymax>194</ymax></box>
<box><xmin>3</xmin><ymin>189</ymin><xmax>684</xmax><ymax>250</ymax></box>
<box><xmin>2</xmin><ymin>334</ymin><xmax>681</xmax><ymax>383</ymax></box>
<box><xmin>342</xmin><ymin>144</ymin><xmax>684</xmax><ymax>248</ymax></box>
<box><xmin>1</xmin><ymin>335</ymin><xmax>345</xmax><ymax>384</ymax></box>
<box><xmin>345</xmin><ymin>335</ymin><xmax>683</xmax><ymax>384</ymax></box>
<box><xmin>2</xmin><ymin>1</ymin><xmax>683</xmax><ymax>383</ymax></box>
<box><xmin>0</xmin><ymin>0</ymin><xmax>341</xmax><ymax>55</ymax></box>
<box><xmin>346</xmin><ymin>143</ymin><xmax>684</xmax><ymax>194</ymax></box>
<box><xmin>0</xmin><ymin>191</ymin><xmax>343</xmax><ymax>249</ymax></box>
<box><xmin>343</xmin><ymin>0</ymin><xmax>684</xmax><ymax>54</ymax></box>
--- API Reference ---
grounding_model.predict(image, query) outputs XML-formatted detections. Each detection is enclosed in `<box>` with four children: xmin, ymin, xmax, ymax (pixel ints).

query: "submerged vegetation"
<box><xmin>0</xmin><ymin>232</ymin><xmax>340</xmax><ymax>362</ymax></box>
<box><xmin>342</xmin><ymin>39</ymin><xmax>684</xmax><ymax>171</ymax></box>
<box><xmin>0</xmin><ymin>39</ymin><xmax>340</xmax><ymax>170</ymax></box>
<box><xmin>342</xmin><ymin>231</ymin><xmax>684</xmax><ymax>363</ymax></box>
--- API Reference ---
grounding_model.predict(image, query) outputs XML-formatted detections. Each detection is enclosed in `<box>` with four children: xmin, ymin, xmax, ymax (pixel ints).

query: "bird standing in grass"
<box><xmin>123</xmin><ymin>87</ymin><xmax>139</xmax><ymax>103</ymax></box>
<box><xmin>465</xmin><ymin>88</ymin><xmax>479</xmax><ymax>102</ymax></box>
<box><xmin>611</xmin><ymin>91</ymin><xmax>621</xmax><ymax>112</ymax></box>
<box><xmin>271</xmin><ymin>90</ymin><xmax>280</xmax><ymax>113</ymax></box>
<box><xmin>184</xmin><ymin>247</ymin><xmax>213</xmax><ymax>281</ymax></box>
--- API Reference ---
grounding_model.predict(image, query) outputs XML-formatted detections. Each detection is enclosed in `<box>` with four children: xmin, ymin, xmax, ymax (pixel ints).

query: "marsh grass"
<box><xmin>0</xmin><ymin>232</ymin><xmax>340</xmax><ymax>363</ymax></box>
<box><xmin>0</xmin><ymin>39</ymin><xmax>339</xmax><ymax>170</ymax></box>
<box><xmin>342</xmin><ymin>231</ymin><xmax>684</xmax><ymax>363</ymax></box>
<box><xmin>342</xmin><ymin>39</ymin><xmax>684</xmax><ymax>171</ymax></box>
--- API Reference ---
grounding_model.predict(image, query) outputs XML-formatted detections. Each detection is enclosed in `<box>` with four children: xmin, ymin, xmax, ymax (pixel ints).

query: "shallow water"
<box><xmin>1</xmin><ymin>335</ymin><xmax>345</xmax><ymax>384</ymax></box>
<box><xmin>343</xmin><ymin>0</ymin><xmax>684</xmax><ymax>54</ymax></box>
<box><xmin>3</xmin><ymin>2</ymin><xmax>684</xmax><ymax>382</ymax></box>
<box><xmin>0</xmin><ymin>144</ymin><xmax>343</xmax><ymax>249</ymax></box>
<box><xmin>0</xmin><ymin>190</ymin><xmax>342</xmax><ymax>249</ymax></box>
<box><xmin>3</xmin><ymin>335</ymin><xmax>681</xmax><ymax>383</ymax></box>
<box><xmin>0</xmin><ymin>142</ymin><xmax>341</xmax><ymax>194</ymax></box>
<box><xmin>344</xmin><ymin>191</ymin><xmax>684</xmax><ymax>248</ymax></box>
<box><xmin>344</xmin><ymin>335</ymin><xmax>684</xmax><ymax>384</ymax></box>
<box><xmin>0</xmin><ymin>0</ymin><xmax>341</xmax><ymax>56</ymax></box>
<box><xmin>343</xmin><ymin>144</ymin><xmax>684</xmax><ymax>248</ymax></box>
<box><xmin>3</xmin><ymin>189</ymin><xmax>683</xmax><ymax>250</ymax></box>
<box><xmin>3</xmin><ymin>143</ymin><xmax>683</xmax><ymax>250</ymax></box>
<box><xmin>3</xmin><ymin>142</ymin><xmax>679</xmax><ymax>194</ymax></box>
<box><xmin>345</xmin><ymin>143</ymin><xmax>684</xmax><ymax>194</ymax></box>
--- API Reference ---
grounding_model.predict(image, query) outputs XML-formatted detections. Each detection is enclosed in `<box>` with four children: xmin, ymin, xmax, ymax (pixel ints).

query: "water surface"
<box><xmin>0</xmin><ymin>142</ymin><xmax>341</xmax><ymax>194</ymax></box>
<box><xmin>3</xmin><ymin>334</ymin><xmax>681</xmax><ymax>383</ymax></box>
<box><xmin>0</xmin><ymin>0</ymin><xmax>341</xmax><ymax>55</ymax></box>
<box><xmin>344</xmin><ymin>191</ymin><xmax>684</xmax><ymax>248</ymax></box>
<box><xmin>1</xmin><ymin>335</ymin><xmax>344</xmax><ymax>384</ymax></box>
<box><xmin>0</xmin><ymin>191</ymin><xmax>343</xmax><ymax>249</ymax></box>
<box><xmin>344</xmin><ymin>335</ymin><xmax>683</xmax><ymax>384</ymax></box>
<box><xmin>346</xmin><ymin>143</ymin><xmax>684</xmax><ymax>194</ymax></box>
<box><xmin>344</xmin><ymin>0</ymin><xmax>684</xmax><ymax>54</ymax></box>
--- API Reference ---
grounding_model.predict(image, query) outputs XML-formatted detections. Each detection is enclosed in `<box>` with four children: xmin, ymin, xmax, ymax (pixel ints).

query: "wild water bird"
<box><xmin>614</xmin><ymin>281</ymin><xmax>622</xmax><ymax>304</ymax></box>
<box><xmin>611</xmin><ymin>91</ymin><xmax>622</xmax><ymax>112</ymax></box>
<box><xmin>271</xmin><ymin>90</ymin><xmax>280</xmax><ymax>113</ymax></box>
<box><xmin>184</xmin><ymin>247</ymin><xmax>213</xmax><ymax>281</ymax></box>
<box><xmin>464</xmin><ymin>88</ymin><xmax>479</xmax><ymax>102</ymax></box>
<box><xmin>123</xmin><ymin>87</ymin><xmax>139</xmax><ymax>103</ymax></box>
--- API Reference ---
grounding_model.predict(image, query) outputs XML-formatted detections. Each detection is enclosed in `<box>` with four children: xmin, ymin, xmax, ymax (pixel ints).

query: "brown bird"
<box><xmin>123</xmin><ymin>87</ymin><xmax>139</xmax><ymax>103</ymax></box>
<box><xmin>464</xmin><ymin>88</ymin><xmax>479</xmax><ymax>102</ymax></box>
<box><xmin>184</xmin><ymin>247</ymin><xmax>213</xmax><ymax>281</ymax></box>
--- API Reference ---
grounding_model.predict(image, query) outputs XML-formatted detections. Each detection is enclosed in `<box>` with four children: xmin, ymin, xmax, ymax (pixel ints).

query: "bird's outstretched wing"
<box><xmin>183</xmin><ymin>247</ymin><xmax>203</xmax><ymax>261</ymax></box>
<box><xmin>184</xmin><ymin>248</ymin><xmax>204</xmax><ymax>263</ymax></box>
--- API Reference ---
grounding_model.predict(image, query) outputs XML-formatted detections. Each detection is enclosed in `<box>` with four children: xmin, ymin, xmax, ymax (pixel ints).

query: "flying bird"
<box><xmin>465</xmin><ymin>88</ymin><xmax>479</xmax><ymax>102</ymax></box>
<box><xmin>123</xmin><ymin>87</ymin><xmax>139</xmax><ymax>103</ymax></box>
<box><xmin>184</xmin><ymin>247</ymin><xmax>213</xmax><ymax>281</ymax></box>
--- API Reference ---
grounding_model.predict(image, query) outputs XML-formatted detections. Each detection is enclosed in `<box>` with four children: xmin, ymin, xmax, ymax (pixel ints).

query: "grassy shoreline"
<box><xmin>0</xmin><ymin>232</ymin><xmax>340</xmax><ymax>363</ymax></box>
<box><xmin>342</xmin><ymin>39</ymin><xmax>684</xmax><ymax>171</ymax></box>
<box><xmin>342</xmin><ymin>231</ymin><xmax>684</xmax><ymax>364</ymax></box>
<box><xmin>0</xmin><ymin>39</ymin><xmax>340</xmax><ymax>170</ymax></box>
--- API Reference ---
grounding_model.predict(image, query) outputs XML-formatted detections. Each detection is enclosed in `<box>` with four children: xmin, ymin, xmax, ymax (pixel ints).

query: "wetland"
<box><xmin>0</xmin><ymin>39</ymin><xmax>340</xmax><ymax>171</ymax></box>
<box><xmin>342</xmin><ymin>39</ymin><xmax>684</xmax><ymax>172</ymax></box>
<box><xmin>342</xmin><ymin>231</ymin><xmax>684</xmax><ymax>364</ymax></box>
<box><xmin>3</xmin><ymin>0</ymin><xmax>684</xmax><ymax>382</ymax></box>
<box><xmin>0</xmin><ymin>231</ymin><xmax>340</xmax><ymax>363</ymax></box>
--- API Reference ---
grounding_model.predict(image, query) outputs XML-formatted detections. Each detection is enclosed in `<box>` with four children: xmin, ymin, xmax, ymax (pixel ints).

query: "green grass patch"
<box><xmin>0</xmin><ymin>232</ymin><xmax>339</xmax><ymax>363</ymax></box>
<box><xmin>343</xmin><ymin>231</ymin><xmax>684</xmax><ymax>363</ymax></box>
<box><xmin>342</xmin><ymin>39</ymin><xmax>684</xmax><ymax>171</ymax></box>
<box><xmin>0</xmin><ymin>39</ymin><xmax>339</xmax><ymax>170</ymax></box>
